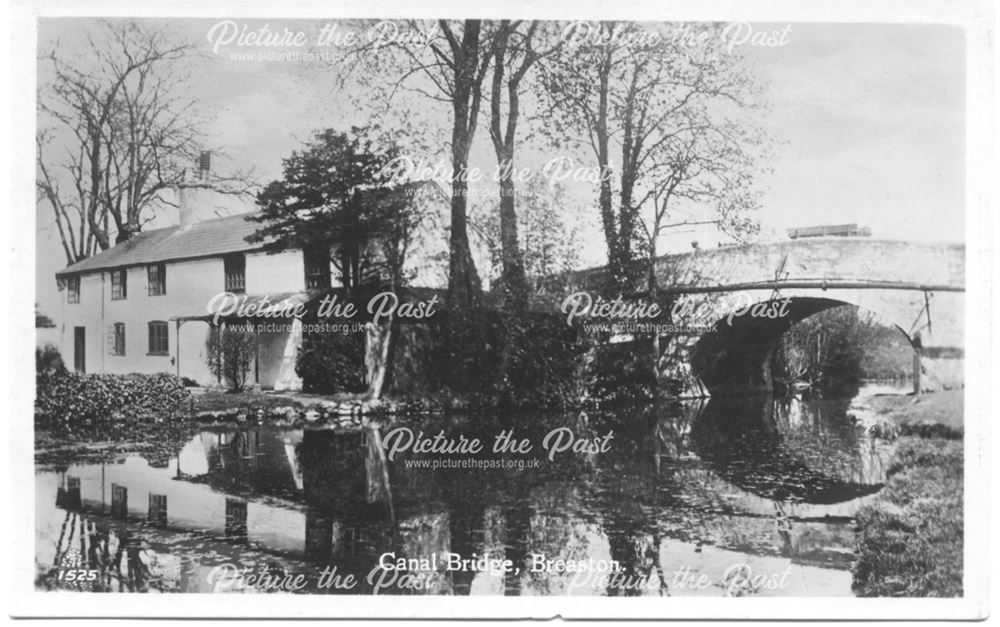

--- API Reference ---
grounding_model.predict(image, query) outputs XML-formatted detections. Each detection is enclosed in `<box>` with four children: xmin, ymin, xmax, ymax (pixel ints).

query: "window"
<box><xmin>67</xmin><ymin>276</ymin><xmax>80</xmax><ymax>304</ymax></box>
<box><xmin>148</xmin><ymin>321</ymin><xmax>169</xmax><ymax>355</ymax></box>
<box><xmin>224</xmin><ymin>254</ymin><xmax>246</xmax><ymax>293</ymax></box>
<box><xmin>112</xmin><ymin>323</ymin><xmax>126</xmax><ymax>356</ymax></box>
<box><xmin>303</xmin><ymin>245</ymin><xmax>331</xmax><ymax>289</ymax></box>
<box><xmin>110</xmin><ymin>269</ymin><xmax>127</xmax><ymax>300</ymax></box>
<box><xmin>147</xmin><ymin>263</ymin><xmax>166</xmax><ymax>296</ymax></box>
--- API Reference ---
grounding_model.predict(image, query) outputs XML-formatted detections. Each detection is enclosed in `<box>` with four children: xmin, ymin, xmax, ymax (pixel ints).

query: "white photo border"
<box><xmin>7</xmin><ymin>0</ymin><xmax>993</xmax><ymax>619</ymax></box>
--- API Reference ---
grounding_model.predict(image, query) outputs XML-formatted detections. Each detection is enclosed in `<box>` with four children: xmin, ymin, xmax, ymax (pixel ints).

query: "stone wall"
<box><xmin>564</xmin><ymin>238</ymin><xmax>965</xmax><ymax>396</ymax></box>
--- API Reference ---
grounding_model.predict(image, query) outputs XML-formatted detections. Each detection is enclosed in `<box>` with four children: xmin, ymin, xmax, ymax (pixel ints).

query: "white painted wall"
<box><xmin>246</xmin><ymin>248</ymin><xmax>313</xmax><ymax>294</ymax></box>
<box><xmin>55</xmin><ymin>204</ymin><xmax>460</xmax><ymax>387</ymax></box>
<box><xmin>57</xmin><ymin>248</ymin><xmax>312</xmax><ymax>387</ymax></box>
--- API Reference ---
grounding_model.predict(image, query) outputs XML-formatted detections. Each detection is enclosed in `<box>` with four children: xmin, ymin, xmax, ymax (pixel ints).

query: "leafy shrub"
<box><xmin>493</xmin><ymin>313</ymin><xmax>591</xmax><ymax>407</ymax></box>
<box><xmin>423</xmin><ymin>310</ymin><xmax>591</xmax><ymax>408</ymax></box>
<box><xmin>205</xmin><ymin>325</ymin><xmax>257</xmax><ymax>391</ymax></box>
<box><xmin>36</xmin><ymin>344</ymin><xmax>66</xmax><ymax>376</ymax></box>
<box><xmin>296</xmin><ymin>330</ymin><xmax>367</xmax><ymax>394</ymax></box>
<box><xmin>35</xmin><ymin>371</ymin><xmax>191</xmax><ymax>436</ymax></box>
<box><xmin>586</xmin><ymin>339</ymin><xmax>659</xmax><ymax>404</ymax></box>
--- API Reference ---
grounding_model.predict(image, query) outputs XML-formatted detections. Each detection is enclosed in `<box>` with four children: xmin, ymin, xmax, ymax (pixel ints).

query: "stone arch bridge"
<box><xmin>561</xmin><ymin>238</ymin><xmax>964</xmax><ymax>396</ymax></box>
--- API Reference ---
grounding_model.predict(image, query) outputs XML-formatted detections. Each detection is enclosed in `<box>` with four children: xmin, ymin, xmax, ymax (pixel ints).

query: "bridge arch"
<box><xmin>685</xmin><ymin>295</ymin><xmax>916</xmax><ymax>396</ymax></box>
<box><xmin>563</xmin><ymin>238</ymin><xmax>965</xmax><ymax>396</ymax></box>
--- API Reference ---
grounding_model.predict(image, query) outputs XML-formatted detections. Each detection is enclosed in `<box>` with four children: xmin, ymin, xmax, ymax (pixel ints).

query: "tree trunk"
<box><xmin>489</xmin><ymin>23</ymin><xmax>529</xmax><ymax>309</ymax></box>
<box><xmin>617</xmin><ymin>67</ymin><xmax>643</xmax><ymax>279</ymax></box>
<box><xmin>446</xmin><ymin>20</ymin><xmax>485</xmax><ymax>311</ymax></box>
<box><xmin>115</xmin><ymin>221</ymin><xmax>140</xmax><ymax>244</ymax></box>
<box><xmin>497</xmin><ymin>163</ymin><xmax>526</xmax><ymax>306</ymax></box>
<box><xmin>448</xmin><ymin>172</ymin><xmax>482</xmax><ymax>310</ymax></box>
<box><xmin>595</xmin><ymin>51</ymin><xmax>619</xmax><ymax>283</ymax></box>
<box><xmin>648</xmin><ymin>239</ymin><xmax>662</xmax><ymax>383</ymax></box>
<box><xmin>365</xmin><ymin>317</ymin><xmax>393</xmax><ymax>401</ymax></box>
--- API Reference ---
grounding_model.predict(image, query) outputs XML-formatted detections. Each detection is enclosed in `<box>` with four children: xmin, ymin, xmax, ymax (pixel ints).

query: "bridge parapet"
<box><xmin>560</xmin><ymin>238</ymin><xmax>965</xmax><ymax>396</ymax></box>
<box><xmin>653</xmin><ymin>239</ymin><xmax>965</xmax><ymax>290</ymax></box>
<box><xmin>559</xmin><ymin>239</ymin><xmax>964</xmax><ymax>297</ymax></box>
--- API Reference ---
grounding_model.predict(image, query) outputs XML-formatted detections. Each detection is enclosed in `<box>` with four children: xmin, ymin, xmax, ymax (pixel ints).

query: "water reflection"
<box><xmin>35</xmin><ymin>389</ymin><xmax>898</xmax><ymax>596</ymax></box>
<box><xmin>690</xmin><ymin>394</ymin><xmax>887</xmax><ymax>504</ymax></box>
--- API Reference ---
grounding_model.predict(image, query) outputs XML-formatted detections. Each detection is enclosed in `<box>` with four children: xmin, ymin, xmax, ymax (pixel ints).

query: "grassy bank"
<box><xmin>858</xmin><ymin>390</ymin><xmax>964</xmax><ymax>438</ymax></box>
<box><xmin>852</xmin><ymin>391</ymin><xmax>964</xmax><ymax>597</ymax></box>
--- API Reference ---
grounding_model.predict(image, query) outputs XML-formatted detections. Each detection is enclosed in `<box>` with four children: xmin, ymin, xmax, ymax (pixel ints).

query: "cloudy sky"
<box><xmin>34</xmin><ymin>19</ymin><xmax>966</xmax><ymax>317</ymax></box>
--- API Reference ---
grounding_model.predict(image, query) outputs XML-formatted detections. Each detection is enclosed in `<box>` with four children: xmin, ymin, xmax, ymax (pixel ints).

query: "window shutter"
<box><xmin>106</xmin><ymin>325</ymin><xmax>117</xmax><ymax>354</ymax></box>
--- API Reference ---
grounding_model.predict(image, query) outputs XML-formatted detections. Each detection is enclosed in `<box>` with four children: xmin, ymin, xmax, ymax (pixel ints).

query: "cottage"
<box><xmin>53</xmin><ymin>185</ymin><xmax>454</xmax><ymax>390</ymax></box>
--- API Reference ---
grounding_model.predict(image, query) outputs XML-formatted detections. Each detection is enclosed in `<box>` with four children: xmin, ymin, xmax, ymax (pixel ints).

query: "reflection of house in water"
<box><xmin>42</xmin><ymin>434</ymin><xmax>312</xmax><ymax>559</ymax></box>
<box><xmin>37</xmin><ymin>428</ymin><xmax>465</xmax><ymax>594</ymax></box>
<box><xmin>42</xmin><ymin>479</ymin><xmax>183</xmax><ymax>592</ymax></box>
<box><xmin>55</xmin><ymin>475</ymin><xmax>82</xmax><ymax>510</ymax></box>
<box><xmin>148</xmin><ymin>493</ymin><xmax>168</xmax><ymax>528</ymax></box>
<box><xmin>191</xmin><ymin>430</ymin><xmax>304</xmax><ymax>497</ymax></box>
<box><xmin>111</xmin><ymin>484</ymin><xmax>128</xmax><ymax>519</ymax></box>
<box><xmin>225</xmin><ymin>498</ymin><xmax>248</xmax><ymax>542</ymax></box>
<box><xmin>37</xmin><ymin>395</ymin><xmax>886</xmax><ymax>595</ymax></box>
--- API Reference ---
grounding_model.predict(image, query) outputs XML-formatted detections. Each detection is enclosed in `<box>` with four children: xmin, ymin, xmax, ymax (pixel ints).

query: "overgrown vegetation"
<box><xmin>773</xmin><ymin>305</ymin><xmax>914</xmax><ymax>395</ymax></box>
<box><xmin>408</xmin><ymin>311</ymin><xmax>590</xmax><ymax>409</ymax></box>
<box><xmin>35</xmin><ymin>370</ymin><xmax>191</xmax><ymax>438</ymax></box>
<box><xmin>296</xmin><ymin>329</ymin><xmax>367</xmax><ymax>394</ymax></box>
<box><xmin>852</xmin><ymin>436</ymin><xmax>963</xmax><ymax>597</ymax></box>
<box><xmin>34</xmin><ymin>347</ymin><xmax>193</xmax><ymax>465</ymax></box>
<box><xmin>586</xmin><ymin>339</ymin><xmax>660</xmax><ymax>405</ymax></box>
<box><xmin>36</xmin><ymin>344</ymin><xmax>65</xmax><ymax>376</ymax></box>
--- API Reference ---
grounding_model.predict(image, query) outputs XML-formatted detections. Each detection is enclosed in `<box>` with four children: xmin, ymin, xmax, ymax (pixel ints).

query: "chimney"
<box><xmin>198</xmin><ymin>151</ymin><xmax>211</xmax><ymax>181</ymax></box>
<box><xmin>178</xmin><ymin>153</ymin><xmax>210</xmax><ymax>230</ymax></box>
<box><xmin>178</xmin><ymin>181</ymin><xmax>196</xmax><ymax>230</ymax></box>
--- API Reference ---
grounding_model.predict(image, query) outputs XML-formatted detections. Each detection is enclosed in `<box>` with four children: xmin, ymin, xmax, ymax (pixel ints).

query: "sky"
<box><xmin>34</xmin><ymin>19</ymin><xmax>966</xmax><ymax>320</ymax></box>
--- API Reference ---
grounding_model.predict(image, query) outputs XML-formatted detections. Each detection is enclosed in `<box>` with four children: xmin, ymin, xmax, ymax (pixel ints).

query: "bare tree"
<box><xmin>36</xmin><ymin>131</ymin><xmax>104</xmax><ymax>264</ymax></box>
<box><xmin>542</xmin><ymin>22</ymin><xmax>770</xmax><ymax>384</ymax></box>
<box><xmin>437</xmin><ymin>20</ymin><xmax>495</xmax><ymax>309</ymax></box>
<box><xmin>339</xmin><ymin>20</ymin><xmax>496</xmax><ymax>311</ymax></box>
<box><xmin>539</xmin><ymin>22</ymin><xmax>625</xmax><ymax>283</ymax></box>
<box><xmin>479</xmin><ymin>177</ymin><xmax>590</xmax><ymax>290</ymax></box>
<box><xmin>641</xmin><ymin>120</ymin><xmax>766</xmax><ymax>298</ymax></box>
<box><xmin>540</xmin><ymin>22</ymin><xmax>769</xmax><ymax>289</ymax></box>
<box><xmin>37</xmin><ymin>20</ymin><xmax>251</xmax><ymax>265</ymax></box>
<box><xmin>487</xmin><ymin>20</ymin><xmax>561</xmax><ymax>307</ymax></box>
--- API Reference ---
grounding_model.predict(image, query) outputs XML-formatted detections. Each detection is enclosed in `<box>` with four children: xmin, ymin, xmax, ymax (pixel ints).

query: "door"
<box><xmin>73</xmin><ymin>326</ymin><xmax>85</xmax><ymax>373</ymax></box>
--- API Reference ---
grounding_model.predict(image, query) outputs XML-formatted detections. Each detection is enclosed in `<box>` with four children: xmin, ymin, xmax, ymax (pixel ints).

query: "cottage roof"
<box><xmin>55</xmin><ymin>180</ymin><xmax>448</xmax><ymax>278</ymax></box>
<box><xmin>56</xmin><ymin>212</ymin><xmax>267</xmax><ymax>277</ymax></box>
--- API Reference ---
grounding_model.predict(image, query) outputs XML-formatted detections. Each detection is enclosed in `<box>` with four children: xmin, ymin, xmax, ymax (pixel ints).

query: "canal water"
<box><xmin>34</xmin><ymin>384</ymin><xmax>905</xmax><ymax>596</ymax></box>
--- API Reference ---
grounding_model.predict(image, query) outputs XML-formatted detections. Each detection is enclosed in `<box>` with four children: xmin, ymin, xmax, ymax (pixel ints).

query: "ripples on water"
<box><xmin>35</xmin><ymin>384</ymin><xmax>903</xmax><ymax>596</ymax></box>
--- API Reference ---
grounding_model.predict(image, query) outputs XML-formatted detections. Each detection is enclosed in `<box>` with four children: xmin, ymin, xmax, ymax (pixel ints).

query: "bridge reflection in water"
<box><xmin>35</xmin><ymin>389</ymin><xmax>897</xmax><ymax>596</ymax></box>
